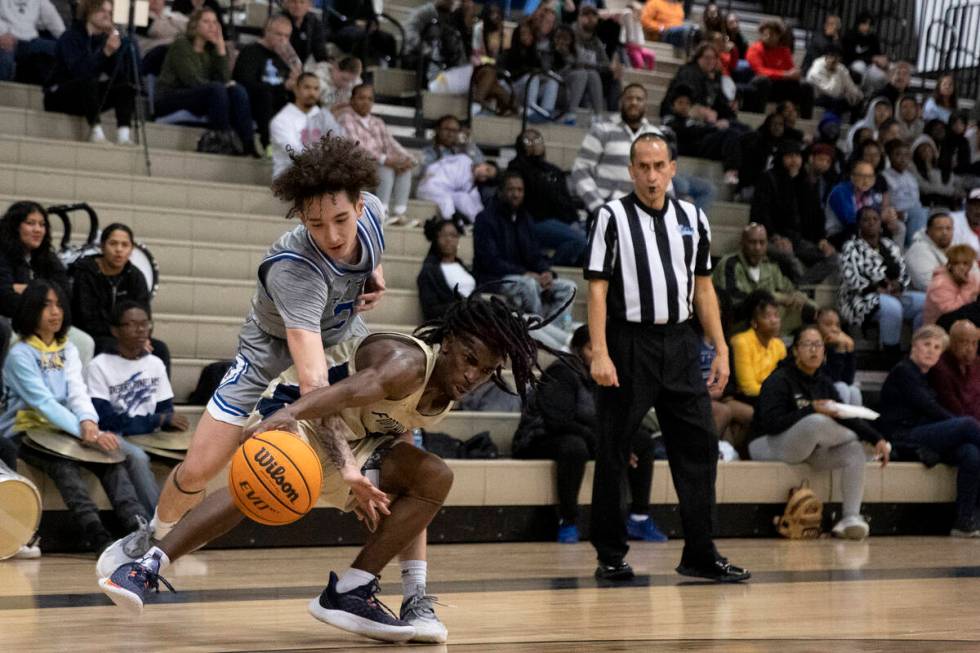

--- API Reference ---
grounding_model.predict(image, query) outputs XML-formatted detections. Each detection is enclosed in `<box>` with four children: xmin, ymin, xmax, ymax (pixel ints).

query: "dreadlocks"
<box><xmin>413</xmin><ymin>291</ymin><xmax>572</xmax><ymax>404</ymax></box>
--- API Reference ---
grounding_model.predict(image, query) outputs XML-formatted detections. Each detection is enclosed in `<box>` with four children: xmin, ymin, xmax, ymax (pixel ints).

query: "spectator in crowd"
<box><xmin>70</xmin><ymin>223</ymin><xmax>171</xmax><ymax>373</ymax></box>
<box><xmin>332</xmin><ymin>0</ymin><xmax>397</xmax><ymax>66</ymax></box>
<box><xmin>924</xmin><ymin>74</ymin><xmax>958</xmax><ymax>124</ymax></box>
<box><xmin>406</xmin><ymin>0</ymin><xmax>472</xmax><ymax>95</ymax></box>
<box><xmin>941</xmin><ymin>113</ymin><xmax>974</xmax><ymax>180</ymax></box>
<box><xmin>269</xmin><ymin>72</ymin><xmax>344</xmax><ymax>180</ymax></box>
<box><xmin>751</xmin><ymin>139</ymin><xmax>838</xmax><ymax>284</ymax></box>
<box><xmin>930</xmin><ymin>320</ymin><xmax>980</xmax><ymax>421</ymax></box>
<box><xmin>801</xmin><ymin>14</ymin><xmax>841</xmax><ymax>74</ymax></box>
<box><xmin>417</xmin><ymin>153</ymin><xmax>495</xmax><ymax>224</ymax></box>
<box><xmin>508</xmin><ymin>129</ymin><xmax>586</xmax><ymax>266</ymax></box>
<box><xmin>572</xmin><ymin>83</ymin><xmax>714</xmax><ymax>212</ymax></box>
<box><xmin>233</xmin><ymin>15</ymin><xmax>301</xmax><ymax>153</ymax></box>
<box><xmin>512</xmin><ymin>325</ymin><xmax>663</xmax><ymax>544</ymax></box>
<box><xmin>156</xmin><ymin>7</ymin><xmax>256</xmax><ymax>156</ymax></box>
<box><xmin>0</xmin><ymin>280</ymin><xmax>149</xmax><ymax>553</ymax></box>
<box><xmin>826</xmin><ymin>161</ymin><xmax>902</xmax><ymax>248</ymax></box>
<box><xmin>502</xmin><ymin>19</ymin><xmax>559</xmax><ymax>122</ymax></box>
<box><xmin>460</xmin><ymin>3</ymin><xmax>514</xmax><ymax>117</ymax></box>
<box><xmin>417</xmin><ymin>217</ymin><xmax>474</xmax><ymax>322</ymax></box>
<box><xmin>730</xmin><ymin>291</ymin><xmax>787</xmax><ymax>403</ymax></box>
<box><xmin>660</xmin><ymin>84</ymin><xmax>741</xmax><ymax>179</ymax></box>
<box><xmin>877</xmin><ymin>118</ymin><xmax>903</xmax><ymax>150</ymax></box>
<box><xmin>880</xmin><ymin>61</ymin><xmax>912</xmax><ymax>106</ymax></box>
<box><xmin>838</xmin><ymin>207</ymin><xmax>925</xmax><ymax>366</ymax></box>
<box><xmin>282</xmin><ymin>0</ymin><xmax>327</xmax><ymax>65</ymax></box>
<box><xmin>640</xmin><ymin>0</ymin><xmax>690</xmax><ymax>48</ymax></box>
<box><xmin>749</xmin><ymin>325</ymin><xmax>888</xmax><ymax>540</ymax></box>
<box><xmin>731</xmin><ymin>111</ymin><xmax>785</xmax><ymax>199</ymax></box>
<box><xmin>472</xmin><ymin>171</ymin><xmax>577</xmax><ymax>322</ymax></box>
<box><xmin>878</xmin><ymin>324</ymin><xmax>980</xmax><ymax>536</ymax></box>
<box><xmin>0</xmin><ymin>201</ymin><xmax>94</xmax><ymax>363</ymax></box>
<box><xmin>923</xmin><ymin>244</ymin><xmax>979</xmax><ymax>325</ymax></box>
<box><xmin>905</xmin><ymin>211</ymin><xmax>954</xmax><ymax>291</ymax></box>
<box><xmin>420</xmin><ymin>114</ymin><xmax>484</xmax><ymax>176</ymax></box>
<box><xmin>950</xmin><ymin>188</ymin><xmax>980</xmax><ymax>253</ymax></box>
<box><xmin>746</xmin><ymin>19</ymin><xmax>814</xmax><ymax>119</ymax></box>
<box><xmin>172</xmin><ymin>0</ymin><xmax>225</xmax><ymax>33</ymax></box>
<box><xmin>549</xmin><ymin>23</ymin><xmax>605</xmax><ymax>122</ymax></box>
<box><xmin>698</xmin><ymin>1</ymin><xmax>724</xmax><ymax>37</ymax></box>
<box><xmin>661</xmin><ymin>42</ymin><xmax>740</xmax><ymax>127</ymax></box>
<box><xmin>471</xmin><ymin>1</ymin><xmax>503</xmax><ymax>62</ymax></box>
<box><xmin>846</xmin><ymin>97</ymin><xmax>893</xmax><ymax>152</ymax></box>
<box><xmin>723</xmin><ymin>12</ymin><xmax>749</xmax><ymax>67</ymax></box>
<box><xmin>621</xmin><ymin>0</ymin><xmax>655</xmax><ymax>70</ymax></box>
<box><xmin>884</xmin><ymin>139</ymin><xmax>931</xmax><ymax>246</ymax></box>
<box><xmin>336</xmin><ymin>84</ymin><xmax>416</xmax><ymax>222</ymax></box>
<box><xmin>815</xmin><ymin>306</ymin><xmax>862</xmax><ymax>406</ymax></box>
<box><xmin>808</xmin><ymin>142</ymin><xmax>841</xmax><ymax>205</ymax></box>
<box><xmin>841</xmin><ymin>11</ymin><xmax>885</xmax><ymax>85</ymax></box>
<box><xmin>559</xmin><ymin>0</ymin><xmax>623</xmax><ymax>61</ymax></box>
<box><xmin>713</xmin><ymin>223</ymin><xmax>815</xmax><ymax>335</ymax></box>
<box><xmin>897</xmin><ymin>95</ymin><xmax>924</xmax><ymax>143</ymax></box>
<box><xmin>0</xmin><ymin>0</ymin><xmax>63</xmax><ymax>81</ymax></box>
<box><xmin>43</xmin><ymin>0</ymin><xmax>134</xmax><ymax>145</ymax></box>
<box><xmin>912</xmin><ymin>135</ymin><xmax>963</xmax><ymax>209</ymax></box>
<box><xmin>574</xmin><ymin>3</ymin><xmax>621</xmax><ymax>112</ymax></box>
<box><xmin>806</xmin><ymin>43</ymin><xmax>863</xmax><ymax>121</ymax></box>
<box><xmin>135</xmin><ymin>0</ymin><xmax>187</xmax><ymax>57</ymax></box>
<box><xmin>312</xmin><ymin>56</ymin><xmax>362</xmax><ymax>112</ymax></box>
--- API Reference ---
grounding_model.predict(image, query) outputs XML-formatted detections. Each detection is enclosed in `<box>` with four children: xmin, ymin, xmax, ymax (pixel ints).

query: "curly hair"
<box><xmin>0</xmin><ymin>201</ymin><xmax>62</xmax><ymax>281</ymax></box>
<box><xmin>270</xmin><ymin>133</ymin><xmax>381</xmax><ymax>219</ymax></box>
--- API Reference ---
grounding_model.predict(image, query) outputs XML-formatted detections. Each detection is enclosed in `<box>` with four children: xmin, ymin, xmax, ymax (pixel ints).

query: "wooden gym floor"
<box><xmin>3</xmin><ymin>538</ymin><xmax>980</xmax><ymax>652</ymax></box>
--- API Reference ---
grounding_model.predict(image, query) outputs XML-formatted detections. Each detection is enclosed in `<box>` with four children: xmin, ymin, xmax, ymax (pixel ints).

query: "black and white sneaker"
<box><xmin>96</xmin><ymin>515</ymin><xmax>154</xmax><ymax>579</ymax></box>
<box><xmin>308</xmin><ymin>571</ymin><xmax>415</xmax><ymax>643</ymax></box>
<box><xmin>400</xmin><ymin>587</ymin><xmax>448</xmax><ymax>643</ymax></box>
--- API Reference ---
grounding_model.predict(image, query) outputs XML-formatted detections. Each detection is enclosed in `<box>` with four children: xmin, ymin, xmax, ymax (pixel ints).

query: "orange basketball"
<box><xmin>229</xmin><ymin>430</ymin><xmax>323</xmax><ymax>526</ymax></box>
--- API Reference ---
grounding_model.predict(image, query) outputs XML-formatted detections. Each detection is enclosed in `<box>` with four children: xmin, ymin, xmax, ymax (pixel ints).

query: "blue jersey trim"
<box><xmin>210</xmin><ymin>391</ymin><xmax>251</xmax><ymax>417</ymax></box>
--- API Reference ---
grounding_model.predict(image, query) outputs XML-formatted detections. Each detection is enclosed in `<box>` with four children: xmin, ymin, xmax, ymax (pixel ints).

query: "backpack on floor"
<box><xmin>774</xmin><ymin>480</ymin><xmax>823</xmax><ymax>539</ymax></box>
<box><xmin>188</xmin><ymin>360</ymin><xmax>235</xmax><ymax>405</ymax></box>
<box><xmin>196</xmin><ymin>130</ymin><xmax>243</xmax><ymax>156</ymax></box>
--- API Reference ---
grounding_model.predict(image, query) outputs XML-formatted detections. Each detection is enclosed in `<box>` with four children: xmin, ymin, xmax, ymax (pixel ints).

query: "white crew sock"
<box><xmin>137</xmin><ymin>546</ymin><xmax>171</xmax><ymax>573</ymax></box>
<box><xmin>117</xmin><ymin>126</ymin><xmax>131</xmax><ymax>143</ymax></box>
<box><xmin>150</xmin><ymin>508</ymin><xmax>177</xmax><ymax>540</ymax></box>
<box><xmin>400</xmin><ymin>560</ymin><xmax>427</xmax><ymax>599</ymax></box>
<box><xmin>335</xmin><ymin>567</ymin><xmax>376</xmax><ymax>593</ymax></box>
<box><xmin>89</xmin><ymin>124</ymin><xmax>106</xmax><ymax>142</ymax></box>
<box><xmin>629</xmin><ymin>514</ymin><xmax>649</xmax><ymax>522</ymax></box>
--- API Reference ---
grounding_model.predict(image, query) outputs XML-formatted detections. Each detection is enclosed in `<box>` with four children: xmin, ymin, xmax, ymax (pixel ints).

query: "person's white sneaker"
<box><xmin>400</xmin><ymin>588</ymin><xmax>448</xmax><ymax>643</ymax></box>
<box><xmin>96</xmin><ymin>515</ymin><xmax>153</xmax><ymax>578</ymax></box>
<box><xmin>89</xmin><ymin>124</ymin><xmax>107</xmax><ymax>144</ymax></box>
<box><xmin>831</xmin><ymin>515</ymin><xmax>869</xmax><ymax>540</ymax></box>
<box><xmin>13</xmin><ymin>537</ymin><xmax>41</xmax><ymax>559</ymax></box>
<box><xmin>116</xmin><ymin>126</ymin><xmax>134</xmax><ymax>146</ymax></box>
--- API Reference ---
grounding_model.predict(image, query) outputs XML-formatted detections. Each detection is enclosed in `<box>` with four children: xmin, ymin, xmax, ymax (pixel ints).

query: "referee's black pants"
<box><xmin>590</xmin><ymin>320</ymin><xmax>719</xmax><ymax>568</ymax></box>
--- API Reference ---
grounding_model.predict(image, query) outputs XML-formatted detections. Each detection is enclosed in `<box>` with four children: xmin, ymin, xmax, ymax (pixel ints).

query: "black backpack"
<box><xmin>196</xmin><ymin>129</ymin><xmax>243</xmax><ymax>156</ymax></box>
<box><xmin>188</xmin><ymin>360</ymin><xmax>235</xmax><ymax>404</ymax></box>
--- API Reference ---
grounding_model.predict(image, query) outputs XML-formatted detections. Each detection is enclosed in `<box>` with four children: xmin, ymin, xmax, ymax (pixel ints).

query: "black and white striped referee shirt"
<box><xmin>584</xmin><ymin>193</ymin><xmax>712</xmax><ymax>324</ymax></box>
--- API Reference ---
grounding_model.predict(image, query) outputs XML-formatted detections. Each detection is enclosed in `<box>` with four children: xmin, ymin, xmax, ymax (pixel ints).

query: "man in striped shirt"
<box><xmin>585</xmin><ymin>132</ymin><xmax>750</xmax><ymax>583</ymax></box>
<box><xmin>570</xmin><ymin>84</ymin><xmax>715</xmax><ymax>214</ymax></box>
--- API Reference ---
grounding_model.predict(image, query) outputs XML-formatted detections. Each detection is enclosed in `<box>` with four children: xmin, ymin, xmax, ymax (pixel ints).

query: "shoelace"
<box><xmin>129</xmin><ymin>564</ymin><xmax>176</xmax><ymax>595</ymax></box>
<box><xmin>404</xmin><ymin>592</ymin><xmax>444</xmax><ymax>619</ymax></box>
<box><xmin>360</xmin><ymin>580</ymin><xmax>402</xmax><ymax>622</ymax></box>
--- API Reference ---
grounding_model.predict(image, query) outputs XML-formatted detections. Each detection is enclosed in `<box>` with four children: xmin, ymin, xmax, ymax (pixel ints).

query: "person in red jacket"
<box><xmin>746</xmin><ymin>19</ymin><xmax>814</xmax><ymax>118</ymax></box>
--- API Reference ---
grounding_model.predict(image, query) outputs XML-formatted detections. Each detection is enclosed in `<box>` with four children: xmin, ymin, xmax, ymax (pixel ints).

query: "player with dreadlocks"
<box><xmin>99</xmin><ymin>292</ymin><xmax>569</xmax><ymax>644</ymax></box>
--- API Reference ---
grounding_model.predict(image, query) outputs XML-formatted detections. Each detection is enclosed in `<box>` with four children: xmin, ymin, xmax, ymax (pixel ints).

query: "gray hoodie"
<box><xmin>0</xmin><ymin>0</ymin><xmax>64</xmax><ymax>42</ymax></box>
<box><xmin>904</xmin><ymin>228</ymin><xmax>947</xmax><ymax>291</ymax></box>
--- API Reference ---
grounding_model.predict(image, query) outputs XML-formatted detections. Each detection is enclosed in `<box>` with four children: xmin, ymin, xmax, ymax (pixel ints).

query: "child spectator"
<box><xmin>730</xmin><ymin>291</ymin><xmax>787</xmax><ymax>403</ymax></box>
<box><xmin>622</xmin><ymin>1</ymin><xmax>655</xmax><ymax>70</ymax></box>
<box><xmin>815</xmin><ymin>307</ymin><xmax>861</xmax><ymax>405</ymax></box>
<box><xmin>923</xmin><ymin>244</ymin><xmax>980</xmax><ymax>325</ymax></box>
<box><xmin>923</xmin><ymin>74</ymin><xmax>958</xmax><ymax>124</ymax></box>
<box><xmin>905</xmin><ymin>211</ymin><xmax>954</xmax><ymax>291</ymax></box>
<box><xmin>884</xmin><ymin>139</ymin><xmax>930</xmax><ymax>245</ymax></box>
<box><xmin>930</xmin><ymin>320</ymin><xmax>980</xmax><ymax>422</ymax></box>
<box><xmin>697</xmin><ymin>319</ymin><xmax>753</xmax><ymax>458</ymax></box>
<box><xmin>269</xmin><ymin>72</ymin><xmax>344</xmax><ymax>180</ymax></box>
<box><xmin>416</xmin><ymin>217</ymin><xmax>474</xmax><ymax>322</ymax></box>
<box><xmin>0</xmin><ymin>0</ymin><xmax>64</xmax><ymax>82</ymax></box>
<box><xmin>417</xmin><ymin>153</ymin><xmax>495</xmax><ymax>224</ymax></box>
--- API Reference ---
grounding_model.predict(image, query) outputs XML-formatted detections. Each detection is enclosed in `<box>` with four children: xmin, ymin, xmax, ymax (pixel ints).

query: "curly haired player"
<box><xmin>99</xmin><ymin>293</ymin><xmax>568</xmax><ymax>644</ymax></box>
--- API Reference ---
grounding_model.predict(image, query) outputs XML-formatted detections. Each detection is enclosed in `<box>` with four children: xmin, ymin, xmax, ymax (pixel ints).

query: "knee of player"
<box><xmin>173</xmin><ymin>460</ymin><xmax>212</xmax><ymax>493</ymax></box>
<box><xmin>416</xmin><ymin>452</ymin><xmax>454</xmax><ymax>499</ymax></box>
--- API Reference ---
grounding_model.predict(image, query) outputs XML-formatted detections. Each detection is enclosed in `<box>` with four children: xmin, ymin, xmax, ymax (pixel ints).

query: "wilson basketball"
<box><xmin>229</xmin><ymin>431</ymin><xmax>322</xmax><ymax>526</ymax></box>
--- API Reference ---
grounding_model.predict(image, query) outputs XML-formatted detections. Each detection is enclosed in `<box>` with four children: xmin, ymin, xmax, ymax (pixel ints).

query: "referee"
<box><xmin>584</xmin><ymin>133</ymin><xmax>750</xmax><ymax>583</ymax></box>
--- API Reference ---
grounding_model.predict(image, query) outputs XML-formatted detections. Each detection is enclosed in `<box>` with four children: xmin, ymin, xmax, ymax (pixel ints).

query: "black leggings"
<box><xmin>44</xmin><ymin>77</ymin><xmax>135</xmax><ymax>127</ymax></box>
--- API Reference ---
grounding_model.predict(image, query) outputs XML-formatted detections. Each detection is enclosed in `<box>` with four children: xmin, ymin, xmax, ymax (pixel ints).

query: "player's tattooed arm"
<box><xmin>319</xmin><ymin>415</ymin><xmax>391</xmax><ymax>530</ymax></box>
<box><xmin>318</xmin><ymin>415</ymin><xmax>357</xmax><ymax>474</ymax></box>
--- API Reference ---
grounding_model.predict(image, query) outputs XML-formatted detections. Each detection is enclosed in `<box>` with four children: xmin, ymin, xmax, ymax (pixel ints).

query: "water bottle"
<box><xmin>412</xmin><ymin>427</ymin><xmax>425</xmax><ymax>450</ymax></box>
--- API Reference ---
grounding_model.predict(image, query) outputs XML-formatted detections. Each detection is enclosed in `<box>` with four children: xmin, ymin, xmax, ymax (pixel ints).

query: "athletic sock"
<box><xmin>400</xmin><ymin>560</ymin><xmax>427</xmax><ymax>599</ymax></box>
<box><xmin>150</xmin><ymin>509</ymin><xmax>177</xmax><ymax>540</ymax></box>
<box><xmin>336</xmin><ymin>567</ymin><xmax>376</xmax><ymax>593</ymax></box>
<box><xmin>137</xmin><ymin>546</ymin><xmax>171</xmax><ymax>574</ymax></box>
<box><xmin>629</xmin><ymin>514</ymin><xmax>649</xmax><ymax>522</ymax></box>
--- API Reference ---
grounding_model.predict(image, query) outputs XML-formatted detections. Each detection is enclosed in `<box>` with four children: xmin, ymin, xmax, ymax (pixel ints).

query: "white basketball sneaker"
<box><xmin>96</xmin><ymin>515</ymin><xmax>154</xmax><ymax>578</ymax></box>
<box><xmin>400</xmin><ymin>587</ymin><xmax>448</xmax><ymax>643</ymax></box>
<box><xmin>831</xmin><ymin>515</ymin><xmax>870</xmax><ymax>541</ymax></box>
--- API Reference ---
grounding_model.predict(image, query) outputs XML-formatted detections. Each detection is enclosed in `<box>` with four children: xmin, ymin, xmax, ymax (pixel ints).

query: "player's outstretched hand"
<box><xmin>346</xmin><ymin>472</ymin><xmax>391</xmax><ymax>532</ymax></box>
<box><xmin>242</xmin><ymin>407</ymin><xmax>299</xmax><ymax>442</ymax></box>
<box><xmin>357</xmin><ymin>266</ymin><xmax>386</xmax><ymax>314</ymax></box>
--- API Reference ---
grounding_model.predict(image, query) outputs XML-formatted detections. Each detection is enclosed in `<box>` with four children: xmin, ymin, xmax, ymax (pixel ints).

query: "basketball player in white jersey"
<box><xmin>100</xmin><ymin>294</ymin><xmax>558</xmax><ymax>643</ymax></box>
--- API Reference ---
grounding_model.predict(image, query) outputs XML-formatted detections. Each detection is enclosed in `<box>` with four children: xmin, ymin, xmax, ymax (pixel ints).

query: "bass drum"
<box><xmin>0</xmin><ymin>460</ymin><xmax>42</xmax><ymax>560</ymax></box>
<box><xmin>129</xmin><ymin>241</ymin><xmax>160</xmax><ymax>299</ymax></box>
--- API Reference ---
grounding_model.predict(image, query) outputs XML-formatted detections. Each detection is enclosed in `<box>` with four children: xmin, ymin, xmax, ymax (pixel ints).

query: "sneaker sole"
<box><xmin>98</xmin><ymin>578</ymin><xmax>144</xmax><ymax>616</ymax></box>
<box><xmin>307</xmin><ymin>598</ymin><xmax>415</xmax><ymax>643</ymax></box>
<box><xmin>406</xmin><ymin>620</ymin><xmax>449</xmax><ymax>644</ymax></box>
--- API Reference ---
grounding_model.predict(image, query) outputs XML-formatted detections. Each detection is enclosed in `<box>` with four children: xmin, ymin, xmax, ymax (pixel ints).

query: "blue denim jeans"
<box><xmin>532</xmin><ymin>219</ymin><xmax>587</xmax><ymax>267</ymax></box>
<box><xmin>500</xmin><ymin>274</ymin><xmax>577</xmax><ymax>320</ymax></box>
<box><xmin>0</xmin><ymin>37</ymin><xmax>57</xmax><ymax>81</ymax></box>
<box><xmin>877</xmin><ymin>291</ymin><xmax>925</xmax><ymax>346</ymax></box>
<box><xmin>672</xmin><ymin>173</ymin><xmax>717</xmax><ymax>211</ymax></box>
<box><xmin>118</xmin><ymin>437</ymin><xmax>161</xmax><ymax>514</ymax></box>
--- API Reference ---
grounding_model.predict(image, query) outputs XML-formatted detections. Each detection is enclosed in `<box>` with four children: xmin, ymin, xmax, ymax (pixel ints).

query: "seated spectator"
<box><xmin>0</xmin><ymin>0</ymin><xmax>64</xmax><ymax>82</ymax></box>
<box><xmin>172</xmin><ymin>0</ymin><xmax>225</xmax><ymax>34</ymax></box>
<box><xmin>941</xmin><ymin>113</ymin><xmax>975</xmax><ymax>181</ymax></box>
<box><xmin>880</xmin><ymin>60</ymin><xmax>912</xmax><ymax>106</ymax></box>
<box><xmin>884</xmin><ymin>139</ymin><xmax>930</xmax><ymax>245</ymax></box>
<box><xmin>622</xmin><ymin>1</ymin><xmax>655</xmax><ymax>70</ymax></box>
<box><xmin>550</xmin><ymin>23</ymin><xmax>604</xmax><ymax>122</ymax></box>
<box><xmin>331</xmin><ymin>0</ymin><xmax>397</xmax><ymax>66</ymax></box>
<box><xmin>713</xmin><ymin>223</ymin><xmax>816</xmax><ymax>334</ymax></box>
<box><xmin>878</xmin><ymin>324</ymin><xmax>980</xmax><ymax>536</ymax></box>
<box><xmin>826</xmin><ymin>161</ymin><xmax>902</xmax><ymax>247</ymax></box>
<box><xmin>950</xmin><ymin>189</ymin><xmax>980</xmax><ymax>253</ymax></box>
<box><xmin>730</xmin><ymin>291</ymin><xmax>787</xmax><ymax>403</ymax></box>
<box><xmin>877</xmin><ymin>118</ymin><xmax>903</xmax><ymax>147</ymax></box>
<box><xmin>749</xmin><ymin>325</ymin><xmax>888</xmax><ymax>540</ymax></box>
<box><xmin>269</xmin><ymin>72</ymin><xmax>344</xmax><ymax>180</ymax></box>
<box><xmin>43</xmin><ymin>0</ymin><xmax>134</xmax><ymax>145</ymax></box>
<box><xmin>406</xmin><ymin>0</ymin><xmax>472</xmax><ymax>96</ymax></box>
<box><xmin>282</xmin><ymin>0</ymin><xmax>327</xmax><ymax>65</ymax></box>
<box><xmin>924</xmin><ymin>244</ymin><xmax>980</xmax><ymax>325</ymax></box>
<box><xmin>842</xmin><ymin>11</ymin><xmax>886</xmax><ymax>88</ymax></box>
<box><xmin>846</xmin><ymin>97</ymin><xmax>893</xmax><ymax>153</ymax></box>
<box><xmin>574</xmin><ymin>4</ymin><xmax>621</xmax><ymax>112</ymax></box>
<box><xmin>311</xmin><ymin>56</ymin><xmax>361</xmax><ymax>112</ymax></box>
<box><xmin>746</xmin><ymin>19</ymin><xmax>814</xmax><ymax>119</ymax></box>
<box><xmin>336</xmin><ymin>84</ymin><xmax>416</xmax><ymax>222</ymax></box>
<box><xmin>420</xmin><ymin>115</ymin><xmax>484</xmax><ymax>176</ymax></box>
<box><xmin>801</xmin><ymin>14</ymin><xmax>841</xmax><ymax>74</ymax></box>
<box><xmin>930</xmin><ymin>320</ymin><xmax>980</xmax><ymax>421</ymax></box>
<box><xmin>502</xmin><ymin>19</ymin><xmax>559</xmax><ymax>122</ymax></box>
<box><xmin>912</xmin><ymin>135</ymin><xmax>963</xmax><ymax>209</ymax></box>
<box><xmin>417</xmin><ymin>217</ymin><xmax>474</xmax><ymax>321</ymax></box>
<box><xmin>660</xmin><ymin>84</ymin><xmax>741</xmax><ymax>179</ymax></box>
<box><xmin>696</xmin><ymin>319</ymin><xmax>753</xmax><ymax>457</ymax></box>
<box><xmin>417</xmin><ymin>153</ymin><xmax>495</xmax><ymax>224</ymax></box>
<box><xmin>808</xmin><ymin>142</ymin><xmax>841</xmax><ymax>206</ymax></box>
<box><xmin>661</xmin><ymin>42</ymin><xmax>743</xmax><ymax>129</ymax></box>
<box><xmin>806</xmin><ymin>44</ymin><xmax>863</xmax><ymax>121</ymax></box>
<box><xmin>897</xmin><ymin>95</ymin><xmax>924</xmax><ymax>143</ymax></box>
<box><xmin>731</xmin><ymin>111</ymin><xmax>785</xmax><ymax>199</ymax></box>
<box><xmin>0</xmin><ymin>202</ymin><xmax>94</xmax><ymax>364</ymax></box>
<box><xmin>472</xmin><ymin>171</ymin><xmax>577</xmax><ymax>322</ymax></box>
<box><xmin>815</xmin><ymin>307</ymin><xmax>862</xmax><ymax>405</ymax></box>
<box><xmin>751</xmin><ymin>139</ymin><xmax>838</xmax><ymax>284</ymax></box>
<box><xmin>232</xmin><ymin>15</ymin><xmax>301</xmax><ymax>153</ymax></box>
<box><xmin>723</xmin><ymin>12</ymin><xmax>749</xmax><ymax>69</ymax></box>
<box><xmin>135</xmin><ymin>0</ymin><xmax>187</xmax><ymax>57</ymax></box>
<box><xmin>507</xmin><ymin>129</ymin><xmax>586</xmax><ymax>266</ymax></box>
<box><xmin>463</xmin><ymin>4</ymin><xmax>514</xmax><ymax>117</ymax></box>
<box><xmin>924</xmin><ymin>74</ymin><xmax>958</xmax><ymax>124</ymax></box>
<box><xmin>640</xmin><ymin>0</ymin><xmax>690</xmax><ymax>48</ymax></box>
<box><xmin>70</xmin><ymin>223</ymin><xmax>171</xmax><ymax>372</ymax></box>
<box><xmin>905</xmin><ymin>211</ymin><xmax>954</xmax><ymax>291</ymax></box>
<box><xmin>512</xmin><ymin>325</ymin><xmax>663</xmax><ymax>544</ymax></box>
<box><xmin>156</xmin><ymin>8</ymin><xmax>256</xmax><ymax>156</ymax></box>
<box><xmin>0</xmin><ymin>281</ymin><xmax>149</xmax><ymax>552</ymax></box>
<box><xmin>838</xmin><ymin>207</ymin><xmax>925</xmax><ymax>366</ymax></box>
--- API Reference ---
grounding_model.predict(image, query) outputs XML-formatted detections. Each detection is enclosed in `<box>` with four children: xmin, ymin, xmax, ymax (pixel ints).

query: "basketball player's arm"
<box><xmin>588</xmin><ymin>279</ymin><xmax>619</xmax><ymax>387</ymax></box>
<box><xmin>285</xmin><ymin>328</ymin><xmax>330</xmax><ymax>395</ymax></box>
<box><xmin>693</xmin><ymin>275</ymin><xmax>729</xmax><ymax>393</ymax></box>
